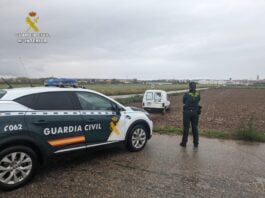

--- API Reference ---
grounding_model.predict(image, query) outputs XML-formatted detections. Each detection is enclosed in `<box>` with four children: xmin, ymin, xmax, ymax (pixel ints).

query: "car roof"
<box><xmin>0</xmin><ymin>87</ymin><xmax>103</xmax><ymax>101</ymax></box>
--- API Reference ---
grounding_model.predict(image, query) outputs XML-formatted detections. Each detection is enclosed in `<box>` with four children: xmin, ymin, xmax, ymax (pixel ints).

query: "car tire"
<box><xmin>0</xmin><ymin>146</ymin><xmax>38</xmax><ymax>191</ymax></box>
<box><xmin>126</xmin><ymin>124</ymin><xmax>148</xmax><ymax>152</ymax></box>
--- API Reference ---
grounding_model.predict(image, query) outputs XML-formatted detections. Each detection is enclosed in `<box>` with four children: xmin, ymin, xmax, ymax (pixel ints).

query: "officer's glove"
<box><xmin>197</xmin><ymin>105</ymin><xmax>202</xmax><ymax>115</ymax></box>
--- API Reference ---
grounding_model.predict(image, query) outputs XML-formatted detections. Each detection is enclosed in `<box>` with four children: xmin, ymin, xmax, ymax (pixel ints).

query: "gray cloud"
<box><xmin>0</xmin><ymin>0</ymin><xmax>265</xmax><ymax>79</ymax></box>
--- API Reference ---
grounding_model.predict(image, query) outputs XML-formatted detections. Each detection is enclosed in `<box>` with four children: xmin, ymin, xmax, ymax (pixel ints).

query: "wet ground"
<box><xmin>1</xmin><ymin>134</ymin><xmax>265</xmax><ymax>198</ymax></box>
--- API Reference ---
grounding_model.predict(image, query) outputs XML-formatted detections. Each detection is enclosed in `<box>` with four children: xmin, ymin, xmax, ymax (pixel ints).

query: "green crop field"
<box><xmin>83</xmin><ymin>83</ymin><xmax>192</xmax><ymax>95</ymax></box>
<box><xmin>0</xmin><ymin>83</ymin><xmax>208</xmax><ymax>96</ymax></box>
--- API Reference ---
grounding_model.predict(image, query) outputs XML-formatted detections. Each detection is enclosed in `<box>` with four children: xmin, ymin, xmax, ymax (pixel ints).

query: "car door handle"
<box><xmin>33</xmin><ymin>120</ymin><xmax>49</xmax><ymax>125</ymax></box>
<box><xmin>88</xmin><ymin>118</ymin><xmax>95</xmax><ymax>121</ymax></box>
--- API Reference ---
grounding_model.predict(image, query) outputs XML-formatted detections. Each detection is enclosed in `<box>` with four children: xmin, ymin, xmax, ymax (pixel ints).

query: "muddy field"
<box><xmin>132</xmin><ymin>88</ymin><xmax>265</xmax><ymax>131</ymax></box>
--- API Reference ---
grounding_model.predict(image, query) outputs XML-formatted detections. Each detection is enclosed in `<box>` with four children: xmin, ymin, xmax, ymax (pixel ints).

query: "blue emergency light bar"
<box><xmin>44</xmin><ymin>78</ymin><xmax>78</xmax><ymax>87</ymax></box>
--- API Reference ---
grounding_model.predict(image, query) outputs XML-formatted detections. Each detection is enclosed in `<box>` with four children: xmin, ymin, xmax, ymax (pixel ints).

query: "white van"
<box><xmin>142</xmin><ymin>90</ymin><xmax>170</xmax><ymax>114</ymax></box>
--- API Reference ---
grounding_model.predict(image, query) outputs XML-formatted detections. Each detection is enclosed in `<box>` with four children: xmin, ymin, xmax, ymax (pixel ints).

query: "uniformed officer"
<box><xmin>180</xmin><ymin>82</ymin><xmax>201</xmax><ymax>148</ymax></box>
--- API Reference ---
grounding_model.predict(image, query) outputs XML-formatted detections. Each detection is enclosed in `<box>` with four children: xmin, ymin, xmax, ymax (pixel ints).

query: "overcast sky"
<box><xmin>0</xmin><ymin>0</ymin><xmax>264</xmax><ymax>80</ymax></box>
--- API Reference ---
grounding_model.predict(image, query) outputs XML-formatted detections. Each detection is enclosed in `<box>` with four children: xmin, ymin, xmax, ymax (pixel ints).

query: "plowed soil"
<box><xmin>132</xmin><ymin>89</ymin><xmax>265</xmax><ymax>131</ymax></box>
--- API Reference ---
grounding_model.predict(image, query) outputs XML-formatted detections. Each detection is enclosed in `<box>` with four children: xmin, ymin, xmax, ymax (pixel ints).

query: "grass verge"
<box><xmin>116</xmin><ymin>95</ymin><xmax>143</xmax><ymax>106</ymax></box>
<box><xmin>154</xmin><ymin>126</ymin><xmax>265</xmax><ymax>142</ymax></box>
<box><xmin>235</xmin><ymin>128</ymin><xmax>265</xmax><ymax>142</ymax></box>
<box><xmin>235</xmin><ymin>116</ymin><xmax>265</xmax><ymax>142</ymax></box>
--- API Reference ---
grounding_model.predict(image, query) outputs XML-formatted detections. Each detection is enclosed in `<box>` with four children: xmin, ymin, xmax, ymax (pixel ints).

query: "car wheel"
<box><xmin>0</xmin><ymin>146</ymin><xmax>38</xmax><ymax>191</ymax></box>
<box><xmin>126</xmin><ymin>124</ymin><xmax>148</xmax><ymax>152</ymax></box>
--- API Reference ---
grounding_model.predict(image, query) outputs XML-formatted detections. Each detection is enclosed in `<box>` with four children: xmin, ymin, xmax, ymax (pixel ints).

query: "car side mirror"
<box><xmin>112</xmin><ymin>103</ymin><xmax>121</xmax><ymax>115</ymax></box>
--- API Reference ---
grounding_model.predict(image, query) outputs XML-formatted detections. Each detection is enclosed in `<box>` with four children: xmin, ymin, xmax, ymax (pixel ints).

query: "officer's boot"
<box><xmin>180</xmin><ymin>112</ymin><xmax>190</xmax><ymax>147</ymax></box>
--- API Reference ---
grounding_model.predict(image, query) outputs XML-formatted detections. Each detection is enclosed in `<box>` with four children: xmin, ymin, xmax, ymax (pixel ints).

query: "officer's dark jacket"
<box><xmin>183</xmin><ymin>91</ymin><xmax>200</xmax><ymax>111</ymax></box>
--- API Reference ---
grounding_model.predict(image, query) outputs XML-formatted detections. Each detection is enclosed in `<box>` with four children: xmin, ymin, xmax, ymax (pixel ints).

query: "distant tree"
<box><xmin>111</xmin><ymin>79</ymin><xmax>119</xmax><ymax>84</ymax></box>
<box><xmin>132</xmin><ymin>78</ymin><xmax>138</xmax><ymax>84</ymax></box>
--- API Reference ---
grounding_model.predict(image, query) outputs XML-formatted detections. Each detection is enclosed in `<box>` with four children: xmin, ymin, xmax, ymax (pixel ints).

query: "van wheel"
<box><xmin>0</xmin><ymin>146</ymin><xmax>38</xmax><ymax>191</ymax></box>
<box><xmin>144</xmin><ymin>108</ymin><xmax>150</xmax><ymax>113</ymax></box>
<box><xmin>126</xmin><ymin>124</ymin><xmax>148</xmax><ymax>152</ymax></box>
<box><xmin>161</xmin><ymin>108</ymin><xmax>166</xmax><ymax>115</ymax></box>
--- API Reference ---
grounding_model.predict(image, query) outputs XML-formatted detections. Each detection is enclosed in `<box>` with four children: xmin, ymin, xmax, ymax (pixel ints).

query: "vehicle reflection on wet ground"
<box><xmin>2</xmin><ymin>134</ymin><xmax>265</xmax><ymax>197</ymax></box>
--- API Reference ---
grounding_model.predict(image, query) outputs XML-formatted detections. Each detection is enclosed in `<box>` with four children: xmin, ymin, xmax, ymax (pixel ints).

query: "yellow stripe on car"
<box><xmin>48</xmin><ymin>135</ymin><xmax>86</xmax><ymax>147</ymax></box>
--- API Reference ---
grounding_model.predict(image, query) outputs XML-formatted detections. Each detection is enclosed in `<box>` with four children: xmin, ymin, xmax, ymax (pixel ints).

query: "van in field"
<box><xmin>142</xmin><ymin>90</ymin><xmax>170</xmax><ymax>114</ymax></box>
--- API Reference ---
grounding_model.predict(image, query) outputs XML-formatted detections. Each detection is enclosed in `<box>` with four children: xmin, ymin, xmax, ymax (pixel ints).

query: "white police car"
<box><xmin>0</xmin><ymin>87</ymin><xmax>152</xmax><ymax>190</ymax></box>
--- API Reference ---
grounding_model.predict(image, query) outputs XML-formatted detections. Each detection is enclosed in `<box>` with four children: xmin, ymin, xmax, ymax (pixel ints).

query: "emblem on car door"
<box><xmin>109</xmin><ymin>116</ymin><xmax>120</xmax><ymax>135</ymax></box>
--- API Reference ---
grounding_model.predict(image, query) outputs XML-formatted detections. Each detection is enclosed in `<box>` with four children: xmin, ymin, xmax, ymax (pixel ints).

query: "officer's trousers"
<box><xmin>181</xmin><ymin>110</ymin><xmax>199</xmax><ymax>145</ymax></box>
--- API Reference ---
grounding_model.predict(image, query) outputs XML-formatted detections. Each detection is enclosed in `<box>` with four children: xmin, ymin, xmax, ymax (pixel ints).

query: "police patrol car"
<box><xmin>0</xmin><ymin>87</ymin><xmax>152</xmax><ymax>190</ymax></box>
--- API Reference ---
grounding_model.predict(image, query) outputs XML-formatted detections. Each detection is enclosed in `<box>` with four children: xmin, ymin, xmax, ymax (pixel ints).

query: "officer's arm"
<box><xmin>183</xmin><ymin>93</ymin><xmax>187</xmax><ymax>104</ymax></box>
<box><xmin>198</xmin><ymin>92</ymin><xmax>201</xmax><ymax>102</ymax></box>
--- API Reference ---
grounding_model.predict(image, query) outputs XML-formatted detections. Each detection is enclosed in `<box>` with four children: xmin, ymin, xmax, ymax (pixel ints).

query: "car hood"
<box><xmin>125</xmin><ymin>106</ymin><xmax>149</xmax><ymax>115</ymax></box>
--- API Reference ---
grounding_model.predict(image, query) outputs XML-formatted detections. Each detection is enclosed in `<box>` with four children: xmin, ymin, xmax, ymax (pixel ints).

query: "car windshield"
<box><xmin>0</xmin><ymin>90</ymin><xmax>6</xmax><ymax>99</ymax></box>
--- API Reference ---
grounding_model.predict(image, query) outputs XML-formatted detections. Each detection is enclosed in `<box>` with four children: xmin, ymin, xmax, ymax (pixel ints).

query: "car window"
<box><xmin>34</xmin><ymin>92</ymin><xmax>76</xmax><ymax>110</ymax></box>
<box><xmin>15</xmin><ymin>94</ymin><xmax>36</xmax><ymax>109</ymax></box>
<box><xmin>76</xmin><ymin>92</ymin><xmax>113</xmax><ymax>111</ymax></box>
<box><xmin>146</xmin><ymin>92</ymin><xmax>153</xmax><ymax>101</ymax></box>
<box><xmin>0</xmin><ymin>90</ymin><xmax>7</xmax><ymax>99</ymax></box>
<box><xmin>154</xmin><ymin>92</ymin><xmax>162</xmax><ymax>102</ymax></box>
